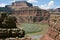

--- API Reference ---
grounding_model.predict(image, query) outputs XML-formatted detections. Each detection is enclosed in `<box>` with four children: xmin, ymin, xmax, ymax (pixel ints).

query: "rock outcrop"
<box><xmin>40</xmin><ymin>18</ymin><xmax>60</xmax><ymax>40</ymax></box>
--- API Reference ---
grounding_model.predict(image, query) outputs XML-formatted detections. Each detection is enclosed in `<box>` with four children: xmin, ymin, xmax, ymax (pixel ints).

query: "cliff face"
<box><xmin>40</xmin><ymin>14</ymin><xmax>60</xmax><ymax>40</ymax></box>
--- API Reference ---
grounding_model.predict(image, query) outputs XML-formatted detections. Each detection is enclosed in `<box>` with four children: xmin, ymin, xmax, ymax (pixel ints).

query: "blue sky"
<box><xmin>0</xmin><ymin>0</ymin><xmax>60</xmax><ymax>9</ymax></box>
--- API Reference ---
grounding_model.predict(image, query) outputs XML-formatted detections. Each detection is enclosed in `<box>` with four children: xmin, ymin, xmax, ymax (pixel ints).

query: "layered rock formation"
<box><xmin>40</xmin><ymin>17</ymin><xmax>60</xmax><ymax>40</ymax></box>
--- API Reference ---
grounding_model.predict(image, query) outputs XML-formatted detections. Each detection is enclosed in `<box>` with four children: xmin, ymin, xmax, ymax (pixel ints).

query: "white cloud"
<box><xmin>55</xmin><ymin>6</ymin><xmax>60</xmax><ymax>8</ymax></box>
<box><xmin>27</xmin><ymin>0</ymin><xmax>38</xmax><ymax>3</ymax></box>
<box><xmin>10</xmin><ymin>0</ymin><xmax>16</xmax><ymax>3</ymax></box>
<box><xmin>39</xmin><ymin>4</ymin><xmax>50</xmax><ymax>9</ymax></box>
<box><xmin>0</xmin><ymin>3</ymin><xmax>7</xmax><ymax>7</ymax></box>
<box><xmin>48</xmin><ymin>0</ymin><xmax>54</xmax><ymax>7</ymax></box>
<box><xmin>39</xmin><ymin>0</ymin><xmax>54</xmax><ymax>9</ymax></box>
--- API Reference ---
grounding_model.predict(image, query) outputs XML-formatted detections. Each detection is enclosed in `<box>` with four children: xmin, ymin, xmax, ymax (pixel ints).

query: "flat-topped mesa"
<box><xmin>12</xmin><ymin>1</ymin><xmax>33</xmax><ymax>7</ymax></box>
<box><xmin>6</xmin><ymin>1</ymin><xmax>33</xmax><ymax>9</ymax></box>
<box><xmin>0</xmin><ymin>1</ymin><xmax>49</xmax><ymax>23</ymax></box>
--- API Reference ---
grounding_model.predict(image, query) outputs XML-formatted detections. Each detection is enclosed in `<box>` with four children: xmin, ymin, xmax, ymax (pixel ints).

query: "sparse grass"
<box><xmin>18</xmin><ymin>23</ymin><xmax>49</xmax><ymax>34</ymax></box>
<box><xmin>17</xmin><ymin>23</ymin><xmax>49</xmax><ymax>40</ymax></box>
